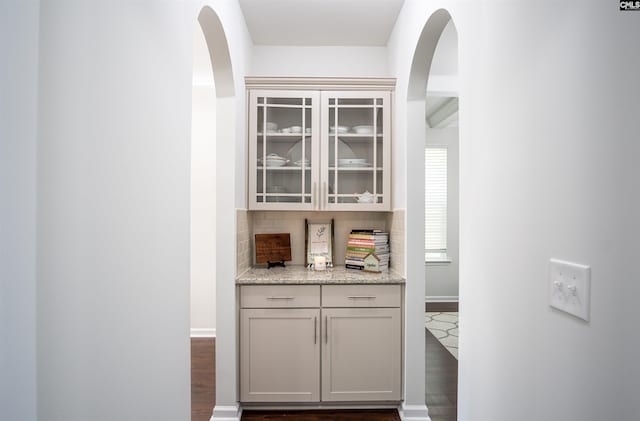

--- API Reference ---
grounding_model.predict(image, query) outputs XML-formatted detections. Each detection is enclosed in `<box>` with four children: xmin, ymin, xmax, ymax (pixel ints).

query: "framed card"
<box><xmin>305</xmin><ymin>219</ymin><xmax>334</xmax><ymax>267</ymax></box>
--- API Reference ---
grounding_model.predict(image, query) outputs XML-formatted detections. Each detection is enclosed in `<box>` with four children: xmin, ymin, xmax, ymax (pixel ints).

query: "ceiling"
<box><xmin>221</xmin><ymin>0</ymin><xmax>457</xmax><ymax>127</ymax></box>
<box><xmin>426</xmin><ymin>96</ymin><xmax>458</xmax><ymax>128</ymax></box>
<box><xmin>239</xmin><ymin>0</ymin><xmax>405</xmax><ymax>46</ymax></box>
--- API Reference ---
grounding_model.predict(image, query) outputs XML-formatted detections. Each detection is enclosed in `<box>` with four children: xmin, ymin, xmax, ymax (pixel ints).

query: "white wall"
<box><xmin>0</xmin><ymin>1</ymin><xmax>39</xmax><ymax>420</ymax></box>
<box><xmin>429</xmin><ymin>20</ymin><xmax>457</xmax><ymax>76</ymax></box>
<box><xmin>35</xmin><ymin>1</ymin><xmax>252</xmax><ymax>420</ymax></box>
<box><xmin>390</xmin><ymin>0</ymin><xmax>640</xmax><ymax>420</ymax></box>
<box><xmin>36</xmin><ymin>2</ymin><xmax>193</xmax><ymax>418</ymax></box>
<box><xmin>191</xmin><ymin>23</ymin><xmax>217</xmax><ymax>335</ymax></box>
<box><xmin>425</xmin><ymin>127</ymin><xmax>459</xmax><ymax>300</ymax></box>
<box><xmin>252</xmin><ymin>46</ymin><xmax>388</xmax><ymax>77</ymax></box>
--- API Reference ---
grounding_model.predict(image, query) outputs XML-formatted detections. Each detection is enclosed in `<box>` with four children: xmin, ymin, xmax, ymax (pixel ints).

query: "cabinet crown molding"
<box><xmin>245</xmin><ymin>77</ymin><xmax>396</xmax><ymax>91</ymax></box>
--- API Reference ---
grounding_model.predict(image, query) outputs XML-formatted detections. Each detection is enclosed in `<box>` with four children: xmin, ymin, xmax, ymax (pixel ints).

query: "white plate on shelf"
<box><xmin>289</xmin><ymin>159</ymin><xmax>310</xmax><ymax>167</ymax></box>
<box><xmin>329</xmin><ymin>126</ymin><xmax>350</xmax><ymax>134</ymax></box>
<box><xmin>286</xmin><ymin>139</ymin><xmax>356</xmax><ymax>162</ymax></box>
<box><xmin>335</xmin><ymin>139</ymin><xmax>357</xmax><ymax>159</ymax></box>
<box><xmin>352</xmin><ymin>125</ymin><xmax>375</xmax><ymax>134</ymax></box>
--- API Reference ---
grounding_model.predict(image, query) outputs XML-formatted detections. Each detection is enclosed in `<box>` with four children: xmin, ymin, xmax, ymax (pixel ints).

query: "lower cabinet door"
<box><xmin>321</xmin><ymin>308</ymin><xmax>401</xmax><ymax>402</ymax></box>
<box><xmin>240</xmin><ymin>308</ymin><xmax>320</xmax><ymax>402</ymax></box>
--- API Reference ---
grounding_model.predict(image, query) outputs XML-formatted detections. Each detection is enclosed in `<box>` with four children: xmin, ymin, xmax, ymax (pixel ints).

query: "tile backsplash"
<box><xmin>250</xmin><ymin>211</ymin><xmax>389</xmax><ymax>266</ymax></box>
<box><xmin>386</xmin><ymin>209</ymin><xmax>405</xmax><ymax>276</ymax></box>
<box><xmin>236</xmin><ymin>209</ymin><xmax>253</xmax><ymax>274</ymax></box>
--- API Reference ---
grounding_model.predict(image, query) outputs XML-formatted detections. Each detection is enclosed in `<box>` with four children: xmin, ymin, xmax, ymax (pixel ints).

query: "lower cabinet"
<box><xmin>240</xmin><ymin>308</ymin><xmax>320</xmax><ymax>402</ymax></box>
<box><xmin>239</xmin><ymin>284</ymin><xmax>402</xmax><ymax>404</ymax></box>
<box><xmin>321</xmin><ymin>308</ymin><xmax>401</xmax><ymax>401</ymax></box>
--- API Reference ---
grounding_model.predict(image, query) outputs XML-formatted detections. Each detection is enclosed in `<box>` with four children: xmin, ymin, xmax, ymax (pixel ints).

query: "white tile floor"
<box><xmin>425</xmin><ymin>312</ymin><xmax>459</xmax><ymax>359</ymax></box>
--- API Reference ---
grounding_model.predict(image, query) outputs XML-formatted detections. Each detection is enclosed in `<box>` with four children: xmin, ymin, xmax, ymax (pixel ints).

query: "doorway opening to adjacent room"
<box><xmin>189</xmin><ymin>6</ymin><xmax>236</xmax><ymax>420</ymax></box>
<box><xmin>407</xmin><ymin>9</ymin><xmax>460</xmax><ymax>421</ymax></box>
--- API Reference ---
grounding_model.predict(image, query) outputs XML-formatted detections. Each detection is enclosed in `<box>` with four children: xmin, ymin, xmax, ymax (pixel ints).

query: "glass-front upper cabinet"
<box><xmin>321</xmin><ymin>91</ymin><xmax>391</xmax><ymax>211</ymax></box>
<box><xmin>249</xmin><ymin>90</ymin><xmax>320</xmax><ymax>210</ymax></box>
<box><xmin>247</xmin><ymin>79</ymin><xmax>393</xmax><ymax>211</ymax></box>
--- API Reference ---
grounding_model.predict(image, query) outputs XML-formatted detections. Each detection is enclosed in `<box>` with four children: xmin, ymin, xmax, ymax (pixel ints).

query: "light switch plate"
<box><xmin>549</xmin><ymin>259</ymin><xmax>591</xmax><ymax>321</ymax></box>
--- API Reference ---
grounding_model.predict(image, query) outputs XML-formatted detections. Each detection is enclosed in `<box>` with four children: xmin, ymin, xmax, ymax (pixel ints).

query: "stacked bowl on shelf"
<box><xmin>262</xmin><ymin>153</ymin><xmax>288</xmax><ymax>167</ymax></box>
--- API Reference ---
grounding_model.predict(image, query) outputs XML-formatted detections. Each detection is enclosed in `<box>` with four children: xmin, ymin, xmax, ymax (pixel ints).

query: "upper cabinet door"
<box><xmin>246</xmin><ymin>80</ymin><xmax>393</xmax><ymax>211</ymax></box>
<box><xmin>249</xmin><ymin>90</ymin><xmax>320</xmax><ymax>210</ymax></box>
<box><xmin>320</xmin><ymin>91</ymin><xmax>391</xmax><ymax>211</ymax></box>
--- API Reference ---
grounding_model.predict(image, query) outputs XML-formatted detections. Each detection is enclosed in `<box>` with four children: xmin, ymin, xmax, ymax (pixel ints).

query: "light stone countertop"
<box><xmin>236</xmin><ymin>265</ymin><xmax>405</xmax><ymax>285</ymax></box>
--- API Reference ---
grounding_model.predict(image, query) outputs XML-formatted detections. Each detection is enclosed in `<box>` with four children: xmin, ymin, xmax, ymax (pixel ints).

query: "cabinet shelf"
<box><xmin>327</xmin><ymin>135</ymin><xmax>382</xmax><ymax>144</ymax></box>
<box><xmin>328</xmin><ymin>133</ymin><xmax>382</xmax><ymax>138</ymax></box>
<box><xmin>257</xmin><ymin>166</ymin><xmax>312</xmax><ymax>171</ymax></box>
<box><xmin>259</xmin><ymin>195</ymin><xmax>310</xmax><ymax>199</ymax></box>
<box><xmin>258</xmin><ymin>133</ymin><xmax>312</xmax><ymax>137</ymax></box>
<box><xmin>328</xmin><ymin>167</ymin><xmax>382</xmax><ymax>171</ymax></box>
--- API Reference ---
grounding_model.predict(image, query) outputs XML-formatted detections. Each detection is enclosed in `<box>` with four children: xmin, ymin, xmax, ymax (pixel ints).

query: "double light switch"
<box><xmin>549</xmin><ymin>259</ymin><xmax>591</xmax><ymax>322</ymax></box>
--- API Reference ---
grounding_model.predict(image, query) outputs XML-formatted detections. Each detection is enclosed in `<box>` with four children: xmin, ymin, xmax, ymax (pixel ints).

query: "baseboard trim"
<box><xmin>398</xmin><ymin>403</ymin><xmax>431</xmax><ymax>421</ymax></box>
<box><xmin>210</xmin><ymin>404</ymin><xmax>242</xmax><ymax>421</ymax></box>
<box><xmin>191</xmin><ymin>328</ymin><xmax>216</xmax><ymax>338</ymax></box>
<box><xmin>425</xmin><ymin>296</ymin><xmax>459</xmax><ymax>303</ymax></box>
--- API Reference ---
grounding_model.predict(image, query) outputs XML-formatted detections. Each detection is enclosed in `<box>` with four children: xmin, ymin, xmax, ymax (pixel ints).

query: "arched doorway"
<box><xmin>407</xmin><ymin>8</ymin><xmax>460</xmax><ymax>421</ymax></box>
<box><xmin>191</xmin><ymin>7</ymin><xmax>218</xmax><ymax>342</ymax></box>
<box><xmin>190</xmin><ymin>6</ymin><xmax>237</xmax><ymax>420</ymax></box>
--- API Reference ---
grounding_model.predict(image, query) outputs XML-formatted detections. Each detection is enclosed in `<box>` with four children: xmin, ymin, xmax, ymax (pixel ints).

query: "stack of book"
<box><xmin>345</xmin><ymin>229</ymin><xmax>390</xmax><ymax>271</ymax></box>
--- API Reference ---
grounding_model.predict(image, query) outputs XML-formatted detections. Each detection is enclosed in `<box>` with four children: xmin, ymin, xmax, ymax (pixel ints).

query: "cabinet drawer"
<box><xmin>321</xmin><ymin>285</ymin><xmax>401</xmax><ymax>308</ymax></box>
<box><xmin>241</xmin><ymin>285</ymin><xmax>320</xmax><ymax>308</ymax></box>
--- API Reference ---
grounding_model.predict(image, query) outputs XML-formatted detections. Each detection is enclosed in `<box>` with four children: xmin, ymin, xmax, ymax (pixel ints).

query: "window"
<box><xmin>425</xmin><ymin>147</ymin><xmax>448</xmax><ymax>262</ymax></box>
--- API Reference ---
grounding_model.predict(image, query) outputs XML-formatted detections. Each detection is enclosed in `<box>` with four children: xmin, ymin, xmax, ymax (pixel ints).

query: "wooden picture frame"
<box><xmin>305</xmin><ymin>218</ymin><xmax>334</xmax><ymax>268</ymax></box>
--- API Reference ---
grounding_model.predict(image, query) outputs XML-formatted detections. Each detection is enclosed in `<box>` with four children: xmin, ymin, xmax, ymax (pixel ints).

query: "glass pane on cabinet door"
<box><xmin>266</xmin><ymin>170</ymin><xmax>302</xmax><ymax>203</ymax></box>
<box><xmin>255</xmin><ymin>95</ymin><xmax>313</xmax><ymax>206</ymax></box>
<box><xmin>327</xmin><ymin>96</ymin><xmax>384</xmax><ymax>205</ymax></box>
<box><xmin>329</xmin><ymin>170</ymin><xmax>375</xmax><ymax>204</ymax></box>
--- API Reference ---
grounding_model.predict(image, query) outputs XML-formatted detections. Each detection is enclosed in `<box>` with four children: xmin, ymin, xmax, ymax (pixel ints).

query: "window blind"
<box><xmin>425</xmin><ymin>147</ymin><xmax>447</xmax><ymax>254</ymax></box>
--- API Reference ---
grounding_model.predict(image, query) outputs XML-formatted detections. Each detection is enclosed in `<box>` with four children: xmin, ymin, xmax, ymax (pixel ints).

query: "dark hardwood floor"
<box><xmin>191</xmin><ymin>338</ymin><xmax>216</xmax><ymax>421</ymax></box>
<box><xmin>425</xmin><ymin>328</ymin><xmax>458</xmax><ymax>421</ymax></box>
<box><xmin>242</xmin><ymin>409</ymin><xmax>401</xmax><ymax>420</ymax></box>
<box><xmin>425</xmin><ymin>302</ymin><xmax>459</xmax><ymax>312</ymax></box>
<box><xmin>191</xmin><ymin>327</ymin><xmax>458</xmax><ymax>421</ymax></box>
